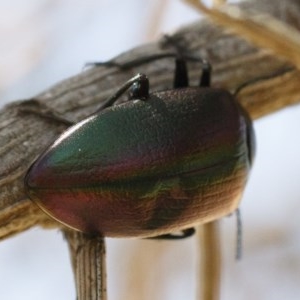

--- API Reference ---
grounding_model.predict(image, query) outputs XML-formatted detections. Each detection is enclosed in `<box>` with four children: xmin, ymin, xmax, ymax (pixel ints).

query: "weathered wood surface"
<box><xmin>0</xmin><ymin>0</ymin><xmax>300</xmax><ymax>241</ymax></box>
<box><xmin>65</xmin><ymin>230</ymin><xmax>107</xmax><ymax>300</ymax></box>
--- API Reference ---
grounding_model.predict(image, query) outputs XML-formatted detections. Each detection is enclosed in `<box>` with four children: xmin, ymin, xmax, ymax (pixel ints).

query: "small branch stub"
<box><xmin>198</xmin><ymin>221</ymin><xmax>221</xmax><ymax>300</ymax></box>
<box><xmin>0</xmin><ymin>1</ymin><xmax>300</xmax><ymax>300</ymax></box>
<box><xmin>64</xmin><ymin>230</ymin><xmax>107</xmax><ymax>300</ymax></box>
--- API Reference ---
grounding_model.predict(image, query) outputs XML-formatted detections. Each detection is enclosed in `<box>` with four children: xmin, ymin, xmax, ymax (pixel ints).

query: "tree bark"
<box><xmin>197</xmin><ymin>221</ymin><xmax>221</xmax><ymax>300</ymax></box>
<box><xmin>64</xmin><ymin>230</ymin><xmax>107</xmax><ymax>300</ymax></box>
<box><xmin>1</xmin><ymin>0</ymin><xmax>300</xmax><ymax>299</ymax></box>
<box><xmin>1</xmin><ymin>0</ymin><xmax>300</xmax><ymax>240</ymax></box>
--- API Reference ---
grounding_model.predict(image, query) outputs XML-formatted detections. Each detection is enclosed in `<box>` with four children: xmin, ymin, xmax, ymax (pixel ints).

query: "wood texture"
<box><xmin>1</xmin><ymin>0</ymin><xmax>300</xmax><ymax>241</ymax></box>
<box><xmin>198</xmin><ymin>221</ymin><xmax>221</xmax><ymax>300</ymax></box>
<box><xmin>65</xmin><ymin>231</ymin><xmax>107</xmax><ymax>300</ymax></box>
<box><xmin>1</xmin><ymin>0</ymin><xmax>300</xmax><ymax>299</ymax></box>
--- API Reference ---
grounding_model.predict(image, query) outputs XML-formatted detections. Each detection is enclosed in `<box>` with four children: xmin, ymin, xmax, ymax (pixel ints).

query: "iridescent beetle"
<box><xmin>25</xmin><ymin>55</ymin><xmax>255</xmax><ymax>239</ymax></box>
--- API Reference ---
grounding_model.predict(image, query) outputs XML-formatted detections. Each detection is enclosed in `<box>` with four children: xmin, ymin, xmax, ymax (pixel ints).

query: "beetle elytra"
<box><xmin>25</xmin><ymin>55</ymin><xmax>255</xmax><ymax>238</ymax></box>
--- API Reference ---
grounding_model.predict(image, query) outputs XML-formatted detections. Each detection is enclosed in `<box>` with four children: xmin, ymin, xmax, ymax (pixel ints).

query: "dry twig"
<box><xmin>197</xmin><ymin>222</ymin><xmax>221</xmax><ymax>300</ymax></box>
<box><xmin>1</xmin><ymin>0</ymin><xmax>300</xmax><ymax>299</ymax></box>
<box><xmin>183</xmin><ymin>1</ymin><xmax>300</xmax><ymax>298</ymax></box>
<box><xmin>65</xmin><ymin>231</ymin><xmax>107</xmax><ymax>300</ymax></box>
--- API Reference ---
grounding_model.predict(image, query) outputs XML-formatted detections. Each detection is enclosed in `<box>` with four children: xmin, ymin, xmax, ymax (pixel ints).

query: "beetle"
<box><xmin>24</xmin><ymin>54</ymin><xmax>255</xmax><ymax>239</ymax></box>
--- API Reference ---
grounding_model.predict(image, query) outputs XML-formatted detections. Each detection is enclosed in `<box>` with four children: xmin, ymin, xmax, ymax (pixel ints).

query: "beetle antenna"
<box><xmin>96</xmin><ymin>73</ymin><xmax>149</xmax><ymax>111</ymax></box>
<box><xmin>235</xmin><ymin>208</ymin><xmax>243</xmax><ymax>260</ymax></box>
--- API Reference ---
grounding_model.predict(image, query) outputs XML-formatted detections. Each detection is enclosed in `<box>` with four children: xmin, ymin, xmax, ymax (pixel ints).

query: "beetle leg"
<box><xmin>17</xmin><ymin>99</ymin><xmax>74</xmax><ymax>126</ymax></box>
<box><xmin>147</xmin><ymin>228</ymin><xmax>195</xmax><ymax>240</ymax></box>
<box><xmin>85</xmin><ymin>53</ymin><xmax>177</xmax><ymax>70</ymax></box>
<box><xmin>96</xmin><ymin>73</ymin><xmax>149</xmax><ymax>111</ymax></box>
<box><xmin>84</xmin><ymin>60</ymin><xmax>120</xmax><ymax>69</ymax></box>
<box><xmin>199</xmin><ymin>61</ymin><xmax>211</xmax><ymax>87</ymax></box>
<box><xmin>162</xmin><ymin>35</ymin><xmax>212</xmax><ymax>88</ymax></box>
<box><xmin>173</xmin><ymin>55</ymin><xmax>211</xmax><ymax>88</ymax></box>
<box><xmin>174</xmin><ymin>58</ymin><xmax>189</xmax><ymax>88</ymax></box>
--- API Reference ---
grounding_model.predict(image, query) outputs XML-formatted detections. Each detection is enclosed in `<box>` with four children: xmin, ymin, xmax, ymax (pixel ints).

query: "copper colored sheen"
<box><xmin>25</xmin><ymin>82</ymin><xmax>254</xmax><ymax>237</ymax></box>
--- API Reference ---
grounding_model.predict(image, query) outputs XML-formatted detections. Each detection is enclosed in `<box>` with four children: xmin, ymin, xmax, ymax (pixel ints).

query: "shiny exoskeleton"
<box><xmin>25</xmin><ymin>55</ymin><xmax>255</xmax><ymax>238</ymax></box>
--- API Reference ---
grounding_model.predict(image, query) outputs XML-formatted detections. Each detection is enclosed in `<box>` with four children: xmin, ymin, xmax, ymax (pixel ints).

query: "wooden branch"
<box><xmin>1</xmin><ymin>0</ymin><xmax>300</xmax><ymax>241</ymax></box>
<box><xmin>1</xmin><ymin>0</ymin><xmax>300</xmax><ymax>299</ymax></box>
<box><xmin>197</xmin><ymin>222</ymin><xmax>221</xmax><ymax>300</ymax></box>
<box><xmin>64</xmin><ymin>230</ymin><xmax>107</xmax><ymax>300</ymax></box>
<box><xmin>186</xmin><ymin>0</ymin><xmax>300</xmax><ymax>67</ymax></box>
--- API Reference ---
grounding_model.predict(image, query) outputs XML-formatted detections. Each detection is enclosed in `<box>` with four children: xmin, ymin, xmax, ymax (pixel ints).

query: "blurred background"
<box><xmin>0</xmin><ymin>0</ymin><xmax>300</xmax><ymax>299</ymax></box>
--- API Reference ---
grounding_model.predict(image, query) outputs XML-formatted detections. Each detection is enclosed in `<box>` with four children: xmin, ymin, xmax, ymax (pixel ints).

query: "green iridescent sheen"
<box><xmin>25</xmin><ymin>87</ymin><xmax>255</xmax><ymax>237</ymax></box>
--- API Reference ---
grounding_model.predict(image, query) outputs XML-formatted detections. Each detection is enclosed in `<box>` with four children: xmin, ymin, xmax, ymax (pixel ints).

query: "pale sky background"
<box><xmin>1</xmin><ymin>1</ymin><xmax>300</xmax><ymax>300</ymax></box>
